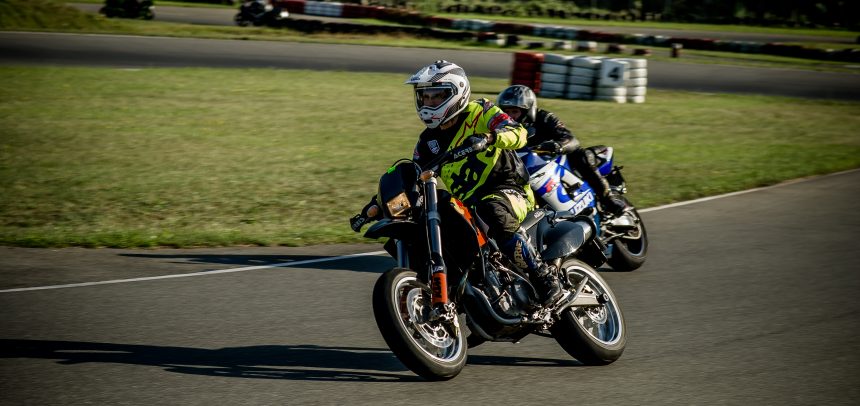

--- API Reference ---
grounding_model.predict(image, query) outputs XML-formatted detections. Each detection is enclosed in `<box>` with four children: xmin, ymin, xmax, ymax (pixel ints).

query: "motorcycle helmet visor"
<box><xmin>415</xmin><ymin>84</ymin><xmax>455</xmax><ymax>109</ymax></box>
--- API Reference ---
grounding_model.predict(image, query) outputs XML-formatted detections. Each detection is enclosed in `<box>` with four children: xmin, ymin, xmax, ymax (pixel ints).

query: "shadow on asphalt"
<box><xmin>117</xmin><ymin>253</ymin><xmax>619</xmax><ymax>275</ymax></box>
<box><xmin>119</xmin><ymin>253</ymin><xmax>395</xmax><ymax>273</ymax></box>
<box><xmin>1</xmin><ymin>339</ymin><xmax>580</xmax><ymax>381</ymax></box>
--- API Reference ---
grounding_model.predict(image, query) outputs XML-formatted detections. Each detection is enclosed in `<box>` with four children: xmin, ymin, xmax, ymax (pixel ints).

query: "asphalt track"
<box><xmin>3</xmin><ymin>31</ymin><xmax>860</xmax><ymax>101</ymax></box>
<box><xmin>2</xmin><ymin>170</ymin><xmax>859</xmax><ymax>405</ymax></box>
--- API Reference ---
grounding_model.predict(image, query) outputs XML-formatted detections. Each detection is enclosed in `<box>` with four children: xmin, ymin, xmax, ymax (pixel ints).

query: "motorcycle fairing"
<box><xmin>569</xmin><ymin>182</ymin><xmax>597</xmax><ymax>215</ymax></box>
<box><xmin>586</xmin><ymin>145</ymin><xmax>615</xmax><ymax>176</ymax></box>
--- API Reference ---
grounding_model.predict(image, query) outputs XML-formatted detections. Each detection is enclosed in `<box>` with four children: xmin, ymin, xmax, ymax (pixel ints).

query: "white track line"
<box><xmin>3</xmin><ymin>168</ymin><xmax>857</xmax><ymax>294</ymax></box>
<box><xmin>0</xmin><ymin>250</ymin><xmax>387</xmax><ymax>293</ymax></box>
<box><xmin>638</xmin><ymin>167</ymin><xmax>859</xmax><ymax>213</ymax></box>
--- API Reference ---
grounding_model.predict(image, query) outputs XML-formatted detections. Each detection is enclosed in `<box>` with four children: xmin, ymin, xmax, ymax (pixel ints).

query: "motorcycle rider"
<box><xmin>351</xmin><ymin>61</ymin><xmax>563</xmax><ymax>306</ymax></box>
<box><xmin>496</xmin><ymin>85</ymin><xmax>628</xmax><ymax>216</ymax></box>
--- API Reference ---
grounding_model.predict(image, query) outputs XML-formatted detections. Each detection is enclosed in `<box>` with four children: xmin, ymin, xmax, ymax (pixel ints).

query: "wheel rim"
<box><xmin>564</xmin><ymin>263</ymin><xmax>623</xmax><ymax>346</ymax></box>
<box><xmin>393</xmin><ymin>275</ymin><xmax>464</xmax><ymax>363</ymax></box>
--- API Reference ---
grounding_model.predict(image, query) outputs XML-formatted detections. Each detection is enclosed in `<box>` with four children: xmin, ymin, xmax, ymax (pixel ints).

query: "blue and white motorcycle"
<box><xmin>519</xmin><ymin>145</ymin><xmax>648</xmax><ymax>272</ymax></box>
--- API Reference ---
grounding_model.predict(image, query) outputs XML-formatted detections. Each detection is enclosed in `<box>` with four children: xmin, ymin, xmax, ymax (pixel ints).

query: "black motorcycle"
<box><xmin>99</xmin><ymin>0</ymin><xmax>154</xmax><ymax>20</ymax></box>
<box><xmin>353</xmin><ymin>139</ymin><xmax>627</xmax><ymax>380</ymax></box>
<box><xmin>234</xmin><ymin>0</ymin><xmax>288</xmax><ymax>27</ymax></box>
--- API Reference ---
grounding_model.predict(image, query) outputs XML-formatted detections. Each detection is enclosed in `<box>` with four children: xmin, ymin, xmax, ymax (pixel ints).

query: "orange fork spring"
<box><xmin>431</xmin><ymin>272</ymin><xmax>448</xmax><ymax>305</ymax></box>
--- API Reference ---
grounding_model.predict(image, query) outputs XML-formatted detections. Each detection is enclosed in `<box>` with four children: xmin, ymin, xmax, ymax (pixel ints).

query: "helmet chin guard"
<box><xmin>406</xmin><ymin>60</ymin><xmax>471</xmax><ymax>129</ymax></box>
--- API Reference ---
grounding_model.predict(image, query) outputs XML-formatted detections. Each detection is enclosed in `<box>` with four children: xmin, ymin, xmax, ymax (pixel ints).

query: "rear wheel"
<box><xmin>372</xmin><ymin>268</ymin><xmax>466</xmax><ymax>380</ymax></box>
<box><xmin>607</xmin><ymin>202</ymin><xmax>648</xmax><ymax>272</ymax></box>
<box><xmin>551</xmin><ymin>258</ymin><xmax>626</xmax><ymax>365</ymax></box>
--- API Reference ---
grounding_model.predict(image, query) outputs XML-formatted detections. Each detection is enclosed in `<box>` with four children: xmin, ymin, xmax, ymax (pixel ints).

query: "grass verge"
<box><xmin>1</xmin><ymin>66</ymin><xmax>859</xmax><ymax>248</ymax></box>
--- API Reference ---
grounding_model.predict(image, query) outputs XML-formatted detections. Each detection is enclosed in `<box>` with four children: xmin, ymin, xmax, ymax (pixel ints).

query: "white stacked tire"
<box><xmin>539</xmin><ymin>53</ymin><xmax>573</xmax><ymax>99</ymax></box>
<box><xmin>618</xmin><ymin>58</ymin><xmax>648</xmax><ymax>103</ymax></box>
<box><xmin>305</xmin><ymin>1</ymin><xmax>343</xmax><ymax>17</ymax></box>
<box><xmin>567</xmin><ymin>56</ymin><xmax>601</xmax><ymax>100</ymax></box>
<box><xmin>595</xmin><ymin>59</ymin><xmax>630</xmax><ymax>103</ymax></box>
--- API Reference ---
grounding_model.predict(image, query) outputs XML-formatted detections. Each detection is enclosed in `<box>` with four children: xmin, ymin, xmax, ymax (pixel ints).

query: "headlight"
<box><xmin>385</xmin><ymin>192</ymin><xmax>411</xmax><ymax>218</ymax></box>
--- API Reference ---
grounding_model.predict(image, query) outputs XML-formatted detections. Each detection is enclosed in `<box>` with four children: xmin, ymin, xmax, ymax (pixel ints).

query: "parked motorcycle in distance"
<box><xmin>234</xmin><ymin>0</ymin><xmax>289</xmax><ymax>27</ymax></box>
<box><xmin>521</xmin><ymin>144</ymin><xmax>648</xmax><ymax>272</ymax></box>
<box><xmin>353</xmin><ymin>139</ymin><xmax>627</xmax><ymax>380</ymax></box>
<box><xmin>99</xmin><ymin>0</ymin><xmax>154</xmax><ymax>20</ymax></box>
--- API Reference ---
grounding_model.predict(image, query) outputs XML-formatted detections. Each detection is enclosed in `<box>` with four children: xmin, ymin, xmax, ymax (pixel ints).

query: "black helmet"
<box><xmin>496</xmin><ymin>85</ymin><xmax>537</xmax><ymax>124</ymax></box>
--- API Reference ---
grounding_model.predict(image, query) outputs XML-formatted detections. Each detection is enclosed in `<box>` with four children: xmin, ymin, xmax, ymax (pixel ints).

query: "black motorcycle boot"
<box><xmin>502</xmin><ymin>232</ymin><xmax>564</xmax><ymax>306</ymax></box>
<box><xmin>573</xmin><ymin>155</ymin><xmax>628</xmax><ymax>216</ymax></box>
<box><xmin>532</xmin><ymin>265</ymin><xmax>563</xmax><ymax>306</ymax></box>
<box><xmin>600</xmin><ymin>192</ymin><xmax>628</xmax><ymax>216</ymax></box>
<box><xmin>588</xmin><ymin>171</ymin><xmax>627</xmax><ymax>216</ymax></box>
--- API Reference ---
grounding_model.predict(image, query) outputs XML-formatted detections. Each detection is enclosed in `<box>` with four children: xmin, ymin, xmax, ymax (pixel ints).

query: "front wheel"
<box><xmin>551</xmin><ymin>258</ymin><xmax>626</xmax><ymax>365</ymax></box>
<box><xmin>606</xmin><ymin>202</ymin><xmax>648</xmax><ymax>272</ymax></box>
<box><xmin>372</xmin><ymin>268</ymin><xmax>467</xmax><ymax>380</ymax></box>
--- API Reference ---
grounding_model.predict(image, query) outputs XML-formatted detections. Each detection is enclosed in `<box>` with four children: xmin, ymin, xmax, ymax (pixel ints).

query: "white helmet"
<box><xmin>405</xmin><ymin>60</ymin><xmax>471</xmax><ymax>129</ymax></box>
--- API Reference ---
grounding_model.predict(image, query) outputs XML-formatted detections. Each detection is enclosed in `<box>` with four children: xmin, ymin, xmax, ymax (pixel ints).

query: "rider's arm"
<box><xmin>537</xmin><ymin>110</ymin><xmax>580</xmax><ymax>154</ymax></box>
<box><xmin>478</xmin><ymin>99</ymin><xmax>527</xmax><ymax>150</ymax></box>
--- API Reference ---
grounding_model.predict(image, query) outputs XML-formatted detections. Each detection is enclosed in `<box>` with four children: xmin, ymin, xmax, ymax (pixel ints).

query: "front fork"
<box><xmin>421</xmin><ymin>176</ymin><xmax>448</xmax><ymax>305</ymax></box>
<box><xmin>420</xmin><ymin>174</ymin><xmax>458</xmax><ymax>322</ymax></box>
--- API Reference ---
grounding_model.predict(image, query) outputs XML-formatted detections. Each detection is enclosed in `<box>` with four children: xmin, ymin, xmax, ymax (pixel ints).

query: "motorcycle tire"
<box><xmin>607</xmin><ymin>202</ymin><xmax>648</xmax><ymax>272</ymax></box>
<box><xmin>372</xmin><ymin>267</ymin><xmax>467</xmax><ymax>380</ymax></box>
<box><xmin>550</xmin><ymin>258</ymin><xmax>626</xmax><ymax>365</ymax></box>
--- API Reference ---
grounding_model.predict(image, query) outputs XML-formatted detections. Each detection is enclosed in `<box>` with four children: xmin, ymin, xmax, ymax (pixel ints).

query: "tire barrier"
<box><xmin>510</xmin><ymin>52</ymin><xmax>544</xmax><ymax>95</ymax></box>
<box><xmin>302</xmin><ymin>1</ymin><xmax>341</xmax><ymax>17</ymax></box>
<box><xmin>511</xmin><ymin>53</ymin><xmax>647</xmax><ymax>103</ymax></box>
<box><xmin>451</xmin><ymin>18</ymin><xmax>494</xmax><ymax>32</ymax></box>
<box><xmin>280</xmin><ymin>0</ymin><xmax>304</xmax><ymax>14</ymax></box>
<box><xmin>268</xmin><ymin>1</ymin><xmax>858</xmax><ymax>62</ymax></box>
<box><xmin>576</xmin><ymin>41</ymin><xmax>597</xmax><ymax>52</ymax></box>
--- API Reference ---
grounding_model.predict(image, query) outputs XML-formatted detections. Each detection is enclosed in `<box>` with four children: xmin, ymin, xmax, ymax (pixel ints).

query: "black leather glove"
<box><xmin>537</xmin><ymin>140</ymin><xmax>562</xmax><ymax>155</ymax></box>
<box><xmin>467</xmin><ymin>134</ymin><xmax>490</xmax><ymax>152</ymax></box>
<box><xmin>349</xmin><ymin>197</ymin><xmax>382</xmax><ymax>232</ymax></box>
<box><xmin>349</xmin><ymin>213</ymin><xmax>370</xmax><ymax>232</ymax></box>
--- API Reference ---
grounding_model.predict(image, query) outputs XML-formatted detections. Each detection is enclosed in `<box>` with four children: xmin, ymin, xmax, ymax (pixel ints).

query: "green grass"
<box><xmin>1</xmin><ymin>66</ymin><xmax>859</xmax><ymax>248</ymax></box>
